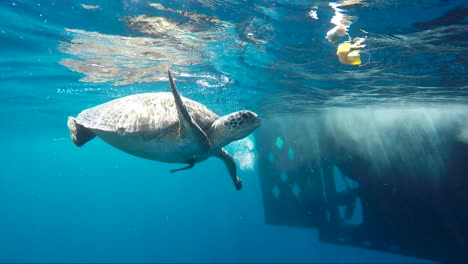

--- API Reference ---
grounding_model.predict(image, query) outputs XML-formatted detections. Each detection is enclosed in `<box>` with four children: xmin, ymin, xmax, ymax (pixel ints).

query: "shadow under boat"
<box><xmin>254</xmin><ymin>106</ymin><xmax>468</xmax><ymax>263</ymax></box>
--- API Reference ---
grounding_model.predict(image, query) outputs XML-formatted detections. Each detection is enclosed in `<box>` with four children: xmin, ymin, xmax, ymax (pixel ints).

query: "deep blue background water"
<box><xmin>1</xmin><ymin>0</ymin><xmax>466</xmax><ymax>262</ymax></box>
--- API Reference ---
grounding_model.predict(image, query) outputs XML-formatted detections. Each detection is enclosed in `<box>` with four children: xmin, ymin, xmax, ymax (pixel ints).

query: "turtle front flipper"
<box><xmin>167</xmin><ymin>70</ymin><xmax>211</xmax><ymax>152</ymax></box>
<box><xmin>216</xmin><ymin>148</ymin><xmax>242</xmax><ymax>190</ymax></box>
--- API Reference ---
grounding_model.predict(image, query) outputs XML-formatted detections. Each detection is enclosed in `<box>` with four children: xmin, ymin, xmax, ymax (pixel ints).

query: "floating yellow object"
<box><xmin>336</xmin><ymin>41</ymin><xmax>363</xmax><ymax>65</ymax></box>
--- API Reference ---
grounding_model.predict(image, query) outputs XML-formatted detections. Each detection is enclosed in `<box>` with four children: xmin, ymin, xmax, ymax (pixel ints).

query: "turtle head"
<box><xmin>208</xmin><ymin>110</ymin><xmax>260</xmax><ymax>149</ymax></box>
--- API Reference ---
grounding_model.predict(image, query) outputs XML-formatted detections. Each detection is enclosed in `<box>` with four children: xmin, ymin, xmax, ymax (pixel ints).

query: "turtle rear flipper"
<box><xmin>67</xmin><ymin>117</ymin><xmax>96</xmax><ymax>147</ymax></box>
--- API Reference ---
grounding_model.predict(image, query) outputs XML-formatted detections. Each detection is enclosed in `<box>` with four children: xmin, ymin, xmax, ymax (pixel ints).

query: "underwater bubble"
<box><xmin>230</xmin><ymin>136</ymin><xmax>256</xmax><ymax>171</ymax></box>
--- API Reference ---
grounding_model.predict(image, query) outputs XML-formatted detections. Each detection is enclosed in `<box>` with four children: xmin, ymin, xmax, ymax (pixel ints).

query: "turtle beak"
<box><xmin>238</xmin><ymin>110</ymin><xmax>260</xmax><ymax>131</ymax></box>
<box><xmin>251</xmin><ymin>113</ymin><xmax>261</xmax><ymax>128</ymax></box>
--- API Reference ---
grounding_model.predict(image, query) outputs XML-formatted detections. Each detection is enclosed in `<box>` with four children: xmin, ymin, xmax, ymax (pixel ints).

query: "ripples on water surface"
<box><xmin>1</xmin><ymin>0</ymin><xmax>466</xmax><ymax>117</ymax></box>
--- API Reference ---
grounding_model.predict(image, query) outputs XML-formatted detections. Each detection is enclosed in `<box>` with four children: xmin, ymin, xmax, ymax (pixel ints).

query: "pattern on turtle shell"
<box><xmin>75</xmin><ymin>92</ymin><xmax>218</xmax><ymax>135</ymax></box>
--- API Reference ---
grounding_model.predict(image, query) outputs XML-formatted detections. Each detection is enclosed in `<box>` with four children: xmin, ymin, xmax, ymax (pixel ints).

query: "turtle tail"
<box><xmin>67</xmin><ymin>117</ymin><xmax>96</xmax><ymax>147</ymax></box>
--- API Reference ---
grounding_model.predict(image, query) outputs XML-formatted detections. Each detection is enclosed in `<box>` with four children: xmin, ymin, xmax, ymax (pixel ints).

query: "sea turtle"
<box><xmin>67</xmin><ymin>70</ymin><xmax>260</xmax><ymax>190</ymax></box>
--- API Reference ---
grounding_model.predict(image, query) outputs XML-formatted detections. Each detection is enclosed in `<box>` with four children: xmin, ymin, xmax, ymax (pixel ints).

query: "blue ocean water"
<box><xmin>1</xmin><ymin>0</ymin><xmax>467</xmax><ymax>263</ymax></box>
